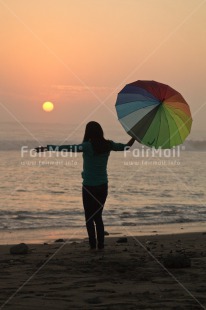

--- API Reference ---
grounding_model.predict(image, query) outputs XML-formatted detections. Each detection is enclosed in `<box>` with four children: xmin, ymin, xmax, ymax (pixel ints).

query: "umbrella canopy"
<box><xmin>115</xmin><ymin>80</ymin><xmax>192</xmax><ymax>149</ymax></box>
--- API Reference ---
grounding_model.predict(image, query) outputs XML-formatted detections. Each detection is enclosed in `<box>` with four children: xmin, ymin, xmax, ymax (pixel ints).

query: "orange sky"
<box><xmin>0</xmin><ymin>0</ymin><xmax>206</xmax><ymax>135</ymax></box>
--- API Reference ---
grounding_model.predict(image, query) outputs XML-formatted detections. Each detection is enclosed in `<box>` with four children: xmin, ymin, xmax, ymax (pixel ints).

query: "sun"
<box><xmin>42</xmin><ymin>101</ymin><xmax>54</xmax><ymax>112</ymax></box>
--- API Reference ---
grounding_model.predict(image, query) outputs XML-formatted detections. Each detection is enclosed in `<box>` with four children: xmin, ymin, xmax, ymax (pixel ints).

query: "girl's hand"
<box><xmin>35</xmin><ymin>146</ymin><xmax>47</xmax><ymax>153</ymax></box>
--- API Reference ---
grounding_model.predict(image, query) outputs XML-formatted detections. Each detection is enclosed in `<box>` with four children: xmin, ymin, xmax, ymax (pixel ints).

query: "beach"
<box><xmin>1</xmin><ymin>232</ymin><xmax>206</xmax><ymax>310</ymax></box>
<box><xmin>1</xmin><ymin>126</ymin><xmax>206</xmax><ymax>309</ymax></box>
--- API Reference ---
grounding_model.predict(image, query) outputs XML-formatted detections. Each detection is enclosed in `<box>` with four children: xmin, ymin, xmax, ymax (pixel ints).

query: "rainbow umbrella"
<box><xmin>115</xmin><ymin>80</ymin><xmax>192</xmax><ymax>149</ymax></box>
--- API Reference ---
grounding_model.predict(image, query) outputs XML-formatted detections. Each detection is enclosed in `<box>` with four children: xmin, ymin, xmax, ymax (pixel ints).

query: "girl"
<box><xmin>35</xmin><ymin>121</ymin><xmax>135</xmax><ymax>250</ymax></box>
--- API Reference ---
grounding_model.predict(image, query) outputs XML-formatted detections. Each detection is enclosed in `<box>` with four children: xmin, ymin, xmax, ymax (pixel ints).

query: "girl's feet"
<box><xmin>90</xmin><ymin>246</ymin><xmax>96</xmax><ymax>251</ymax></box>
<box><xmin>98</xmin><ymin>245</ymin><xmax>104</xmax><ymax>251</ymax></box>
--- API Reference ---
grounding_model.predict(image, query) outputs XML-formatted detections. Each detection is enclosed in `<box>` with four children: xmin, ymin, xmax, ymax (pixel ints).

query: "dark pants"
<box><xmin>82</xmin><ymin>183</ymin><xmax>108</xmax><ymax>249</ymax></box>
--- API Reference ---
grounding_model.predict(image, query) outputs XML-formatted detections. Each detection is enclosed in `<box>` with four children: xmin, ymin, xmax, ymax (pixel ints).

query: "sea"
<box><xmin>0</xmin><ymin>122</ymin><xmax>206</xmax><ymax>244</ymax></box>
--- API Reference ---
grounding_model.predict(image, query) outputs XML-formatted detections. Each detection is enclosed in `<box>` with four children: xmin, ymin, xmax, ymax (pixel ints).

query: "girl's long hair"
<box><xmin>83</xmin><ymin>121</ymin><xmax>111</xmax><ymax>154</ymax></box>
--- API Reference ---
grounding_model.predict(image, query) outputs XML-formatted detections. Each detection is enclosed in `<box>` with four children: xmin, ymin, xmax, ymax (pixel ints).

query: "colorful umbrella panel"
<box><xmin>115</xmin><ymin>80</ymin><xmax>192</xmax><ymax>149</ymax></box>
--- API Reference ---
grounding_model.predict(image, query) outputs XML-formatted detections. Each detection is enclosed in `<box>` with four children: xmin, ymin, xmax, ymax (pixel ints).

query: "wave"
<box><xmin>1</xmin><ymin>139</ymin><xmax>206</xmax><ymax>151</ymax></box>
<box><xmin>0</xmin><ymin>209</ymin><xmax>83</xmax><ymax>217</ymax></box>
<box><xmin>1</xmin><ymin>217</ymin><xmax>206</xmax><ymax>231</ymax></box>
<box><xmin>184</xmin><ymin>140</ymin><xmax>206</xmax><ymax>151</ymax></box>
<box><xmin>0</xmin><ymin>140</ymin><xmax>77</xmax><ymax>151</ymax></box>
<box><xmin>1</xmin><ymin>204</ymin><xmax>206</xmax><ymax>230</ymax></box>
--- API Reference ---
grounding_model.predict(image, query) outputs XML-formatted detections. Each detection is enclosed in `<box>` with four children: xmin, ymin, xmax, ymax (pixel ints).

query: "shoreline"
<box><xmin>1</xmin><ymin>232</ymin><xmax>206</xmax><ymax>309</ymax></box>
<box><xmin>1</xmin><ymin>221</ymin><xmax>206</xmax><ymax>245</ymax></box>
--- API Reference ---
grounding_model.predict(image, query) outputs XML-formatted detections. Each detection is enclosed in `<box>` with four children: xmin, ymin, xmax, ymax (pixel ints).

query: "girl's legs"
<box><xmin>93</xmin><ymin>208</ymin><xmax>104</xmax><ymax>249</ymax></box>
<box><xmin>82</xmin><ymin>183</ymin><xmax>108</xmax><ymax>249</ymax></box>
<box><xmin>82</xmin><ymin>190</ymin><xmax>96</xmax><ymax>248</ymax></box>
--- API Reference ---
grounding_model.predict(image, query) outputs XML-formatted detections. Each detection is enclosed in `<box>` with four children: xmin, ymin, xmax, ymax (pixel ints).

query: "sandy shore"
<box><xmin>0</xmin><ymin>232</ymin><xmax>206</xmax><ymax>310</ymax></box>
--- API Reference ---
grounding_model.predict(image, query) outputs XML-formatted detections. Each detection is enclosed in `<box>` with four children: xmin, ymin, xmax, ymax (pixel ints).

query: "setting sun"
<box><xmin>42</xmin><ymin>101</ymin><xmax>54</xmax><ymax>112</ymax></box>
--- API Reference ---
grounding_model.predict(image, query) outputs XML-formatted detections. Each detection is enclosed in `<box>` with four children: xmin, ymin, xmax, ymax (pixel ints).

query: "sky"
<box><xmin>0</xmin><ymin>0</ymin><xmax>206</xmax><ymax>137</ymax></box>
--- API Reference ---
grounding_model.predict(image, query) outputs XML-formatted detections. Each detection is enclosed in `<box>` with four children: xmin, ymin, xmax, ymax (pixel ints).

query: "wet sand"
<box><xmin>0</xmin><ymin>232</ymin><xmax>206</xmax><ymax>309</ymax></box>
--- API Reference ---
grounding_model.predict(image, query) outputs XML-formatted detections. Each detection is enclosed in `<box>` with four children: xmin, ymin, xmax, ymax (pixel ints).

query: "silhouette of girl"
<box><xmin>35</xmin><ymin>121</ymin><xmax>135</xmax><ymax>250</ymax></box>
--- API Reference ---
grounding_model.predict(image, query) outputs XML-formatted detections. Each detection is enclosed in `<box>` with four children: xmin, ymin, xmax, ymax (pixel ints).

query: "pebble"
<box><xmin>163</xmin><ymin>253</ymin><xmax>191</xmax><ymax>268</ymax></box>
<box><xmin>55</xmin><ymin>239</ymin><xmax>65</xmax><ymax>243</ymax></box>
<box><xmin>86</xmin><ymin>296</ymin><xmax>101</xmax><ymax>304</ymax></box>
<box><xmin>116</xmin><ymin>237</ymin><xmax>128</xmax><ymax>243</ymax></box>
<box><xmin>10</xmin><ymin>243</ymin><xmax>29</xmax><ymax>255</ymax></box>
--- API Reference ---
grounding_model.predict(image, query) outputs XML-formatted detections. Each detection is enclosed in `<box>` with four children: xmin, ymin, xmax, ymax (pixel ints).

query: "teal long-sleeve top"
<box><xmin>47</xmin><ymin>141</ymin><xmax>128</xmax><ymax>186</ymax></box>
